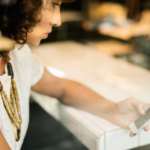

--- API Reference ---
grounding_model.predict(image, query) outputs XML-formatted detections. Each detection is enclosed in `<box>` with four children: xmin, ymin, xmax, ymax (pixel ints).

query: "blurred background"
<box><xmin>2</xmin><ymin>0</ymin><xmax>150</xmax><ymax>149</ymax></box>
<box><xmin>41</xmin><ymin>0</ymin><xmax>150</xmax><ymax>70</ymax></box>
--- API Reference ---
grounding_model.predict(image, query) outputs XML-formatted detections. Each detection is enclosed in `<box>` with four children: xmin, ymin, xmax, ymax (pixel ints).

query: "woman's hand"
<box><xmin>112</xmin><ymin>97</ymin><xmax>150</xmax><ymax>136</ymax></box>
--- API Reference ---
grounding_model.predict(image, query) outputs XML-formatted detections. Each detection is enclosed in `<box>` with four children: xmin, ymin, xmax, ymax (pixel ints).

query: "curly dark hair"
<box><xmin>0</xmin><ymin>0</ymin><xmax>74</xmax><ymax>45</ymax></box>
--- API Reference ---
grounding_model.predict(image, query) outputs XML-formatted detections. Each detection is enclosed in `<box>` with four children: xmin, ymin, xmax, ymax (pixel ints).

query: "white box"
<box><xmin>139</xmin><ymin>127</ymin><xmax>150</xmax><ymax>147</ymax></box>
<box><xmin>80</xmin><ymin>110</ymin><xmax>138</xmax><ymax>150</ymax></box>
<box><xmin>81</xmin><ymin>119</ymin><xmax>105</xmax><ymax>150</ymax></box>
<box><xmin>64</xmin><ymin>107</ymin><xmax>84</xmax><ymax>139</ymax></box>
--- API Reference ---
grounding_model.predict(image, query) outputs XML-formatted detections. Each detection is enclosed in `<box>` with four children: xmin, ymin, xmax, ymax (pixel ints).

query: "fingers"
<box><xmin>144</xmin><ymin>125</ymin><xmax>149</xmax><ymax>132</ymax></box>
<box><xmin>130</xmin><ymin>125</ymin><xmax>149</xmax><ymax>137</ymax></box>
<box><xmin>137</xmin><ymin>103</ymin><xmax>145</xmax><ymax>115</ymax></box>
<box><xmin>129</xmin><ymin>97</ymin><xmax>145</xmax><ymax>115</ymax></box>
<box><xmin>130</xmin><ymin>97</ymin><xmax>150</xmax><ymax>115</ymax></box>
<box><xmin>130</xmin><ymin>132</ymin><xmax>135</xmax><ymax>137</ymax></box>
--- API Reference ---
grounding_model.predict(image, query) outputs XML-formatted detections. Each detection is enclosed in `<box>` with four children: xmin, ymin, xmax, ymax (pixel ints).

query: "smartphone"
<box><xmin>129</xmin><ymin>107</ymin><xmax>150</xmax><ymax>135</ymax></box>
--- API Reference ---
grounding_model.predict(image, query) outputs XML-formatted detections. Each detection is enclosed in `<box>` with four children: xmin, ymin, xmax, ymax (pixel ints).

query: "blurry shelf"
<box><xmin>98</xmin><ymin>23</ymin><xmax>150</xmax><ymax>40</ymax></box>
<box><xmin>88</xmin><ymin>40</ymin><xmax>133</xmax><ymax>55</ymax></box>
<box><xmin>61</xmin><ymin>11</ymin><xmax>85</xmax><ymax>23</ymax></box>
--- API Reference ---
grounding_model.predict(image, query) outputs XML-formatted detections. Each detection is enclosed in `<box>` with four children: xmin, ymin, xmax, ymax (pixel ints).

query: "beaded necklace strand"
<box><xmin>0</xmin><ymin>51</ymin><xmax>22</xmax><ymax>141</ymax></box>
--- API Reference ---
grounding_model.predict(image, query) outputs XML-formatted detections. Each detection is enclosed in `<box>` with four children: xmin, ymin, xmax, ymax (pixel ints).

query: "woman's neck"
<box><xmin>0</xmin><ymin>57</ymin><xmax>6</xmax><ymax>76</ymax></box>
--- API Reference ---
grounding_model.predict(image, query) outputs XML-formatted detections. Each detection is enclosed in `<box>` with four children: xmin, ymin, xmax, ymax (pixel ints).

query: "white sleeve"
<box><xmin>30</xmin><ymin>53</ymin><xmax>44</xmax><ymax>86</ymax></box>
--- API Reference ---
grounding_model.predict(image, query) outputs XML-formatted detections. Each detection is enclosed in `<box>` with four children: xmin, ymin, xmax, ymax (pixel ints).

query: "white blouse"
<box><xmin>0</xmin><ymin>44</ymin><xmax>44</xmax><ymax>150</ymax></box>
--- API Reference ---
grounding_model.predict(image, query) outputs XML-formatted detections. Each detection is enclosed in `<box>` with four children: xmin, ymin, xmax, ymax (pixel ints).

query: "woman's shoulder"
<box><xmin>10</xmin><ymin>44</ymin><xmax>33</xmax><ymax>66</ymax></box>
<box><xmin>12</xmin><ymin>44</ymin><xmax>32</xmax><ymax>57</ymax></box>
<box><xmin>18</xmin><ymin>44</ymin><xmax>31</xmax><ymax>53</ymax></box>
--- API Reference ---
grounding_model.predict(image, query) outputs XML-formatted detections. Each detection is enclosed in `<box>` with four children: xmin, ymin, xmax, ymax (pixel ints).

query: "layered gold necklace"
<box><xmin>0</xmin><ymin>36</ymin><xmax>22</xmax><ymax>141</ymax></box>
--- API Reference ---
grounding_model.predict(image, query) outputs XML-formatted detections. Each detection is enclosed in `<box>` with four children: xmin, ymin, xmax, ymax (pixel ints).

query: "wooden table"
<box><xmin>31</xmin><ymin>41</ymin><xmax>150</xmax><ymax>150</ymax></box>
<box><xmin>98</xmin><ymin>23</ymin><xmax>150</xmax><ymax>40</ymax></box>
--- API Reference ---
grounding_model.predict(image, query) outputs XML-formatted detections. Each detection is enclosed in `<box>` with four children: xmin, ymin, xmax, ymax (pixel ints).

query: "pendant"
<box><xmin>13</xmin><ymin>125</ymin><xmax>21</xmax><ymax>141</ymax></box>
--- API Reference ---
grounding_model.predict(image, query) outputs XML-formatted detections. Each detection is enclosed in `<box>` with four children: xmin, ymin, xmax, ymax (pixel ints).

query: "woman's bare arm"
<box><xmin>0</xmin><ymin>130</ymin><xmax>11</xmax><ymax>150</ymax></box>
<box><xmin>31</xmin><ymin>68</ymin><xmax>150</xmax><ymax>130</ymax></box>
<box><xmin>31</xmin><ymin>68</ymin><xmax>115</xmax><ymax>121</ymax></box>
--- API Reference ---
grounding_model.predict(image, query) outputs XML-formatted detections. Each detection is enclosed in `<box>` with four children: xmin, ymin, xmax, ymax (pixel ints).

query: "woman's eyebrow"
<box><xmin>54</xmin><ymin>0</ymin><xmax>62</xmax><ymax>4</ymax></box>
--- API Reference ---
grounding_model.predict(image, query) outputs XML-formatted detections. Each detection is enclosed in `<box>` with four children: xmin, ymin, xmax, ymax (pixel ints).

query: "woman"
<box><xmin>0</xmin><ymin>0</ymin><xmax>149</xmax><ymax>150</ymax></box>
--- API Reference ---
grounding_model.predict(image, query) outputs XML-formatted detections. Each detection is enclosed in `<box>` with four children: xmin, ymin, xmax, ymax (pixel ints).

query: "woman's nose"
<box><xmin>50</xmin><ymin>9</ymin><xmax>61</xmax><ymax>27</ymax></box>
